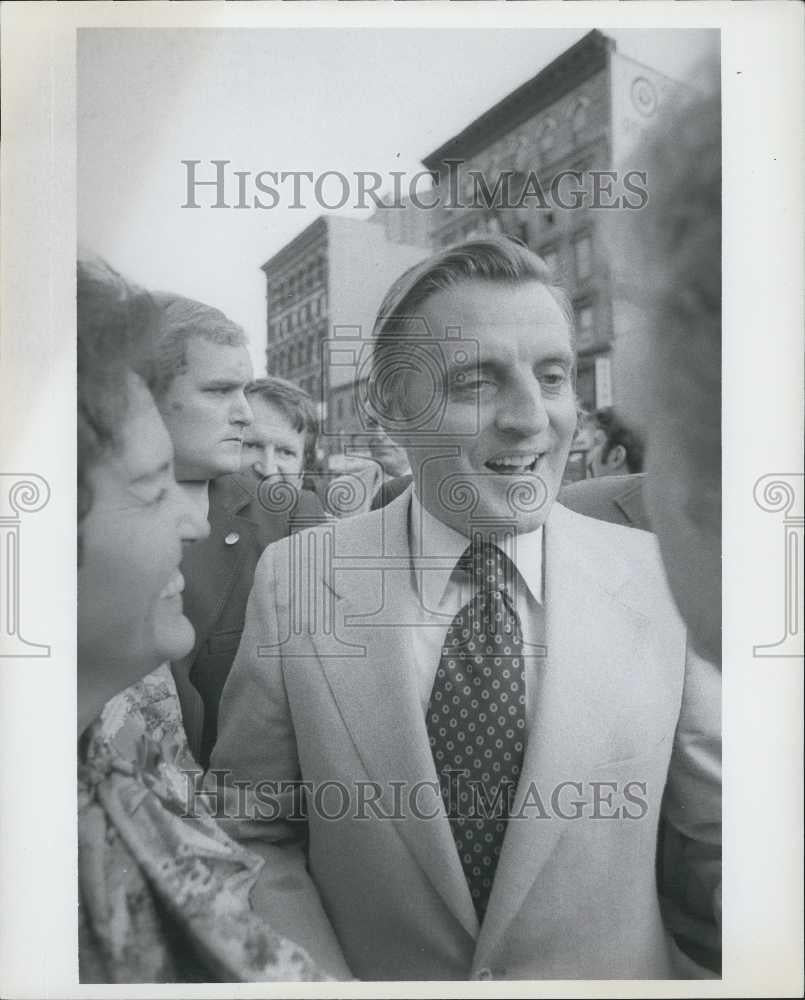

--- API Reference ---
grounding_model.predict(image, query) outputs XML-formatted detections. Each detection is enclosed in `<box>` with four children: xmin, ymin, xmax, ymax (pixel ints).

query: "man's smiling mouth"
<box><xmin>484</xmin><ymin>452</ymin><xmax>544</xmax><ymax>474</ymax></box>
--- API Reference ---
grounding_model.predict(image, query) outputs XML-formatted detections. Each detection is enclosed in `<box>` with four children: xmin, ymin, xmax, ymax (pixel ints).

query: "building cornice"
<box><xmin>423</xmin><ymin>29</ymin><xmax>615</xmax><ymax>174</ymax></box>
<box><xmin>260</xmin><ymin>215</ymin><xmax>328</xmax><ymax>274</ymax></box>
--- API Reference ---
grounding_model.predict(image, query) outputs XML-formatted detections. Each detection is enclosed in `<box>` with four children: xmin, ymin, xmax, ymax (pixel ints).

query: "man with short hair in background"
<box><xmin>586</xmin><ymin>406</ymin><xmax>644</xmax><ymax>478</ymax></box>
<box><xmin>241</xmin><ymin>376</ymin><xmax>321</xmax><ymax>492</ymax></box>
<box><xmin>151</xmin><ymin>297</ymin><xmax>324</xmax><ymax>767</ymax></box>
<box><xmin>559</xmin><ymin>406</ymin><xmax>649</xmax><ymax>531</ymax></box>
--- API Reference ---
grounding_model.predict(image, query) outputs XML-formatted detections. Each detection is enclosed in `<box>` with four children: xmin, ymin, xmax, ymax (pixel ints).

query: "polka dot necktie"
<box><xmin>426</xmin><ymin>539</ymin><xmax>527</xmax><ymax>922</ymax></box>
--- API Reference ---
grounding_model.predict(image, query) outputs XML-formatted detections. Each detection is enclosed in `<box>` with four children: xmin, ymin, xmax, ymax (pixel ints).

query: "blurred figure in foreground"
<box><xmin>77</xmin><ymin>257</ymin><xmax>323</xmax><ymax>982</ymax></box>
<box><xmin>608</xmin><ymin>63</ymin><xmax>721</xmax><ymax>665</ymax></box>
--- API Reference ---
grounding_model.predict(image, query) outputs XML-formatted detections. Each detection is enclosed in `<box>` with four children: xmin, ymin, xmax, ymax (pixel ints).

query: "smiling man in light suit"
<box><xmin>212</xmin><ymin>237</ymin><xmax>721</xmax><ymax>981</ymax></box>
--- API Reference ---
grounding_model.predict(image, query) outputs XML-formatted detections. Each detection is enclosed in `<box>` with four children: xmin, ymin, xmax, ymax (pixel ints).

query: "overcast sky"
<box><xmin>78</xmin><ymin>27</ymin><xmax>717</xmax><ymax>372</ymax></box>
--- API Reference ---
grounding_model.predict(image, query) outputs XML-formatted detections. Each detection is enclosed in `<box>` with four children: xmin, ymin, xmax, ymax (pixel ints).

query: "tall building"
<box><xmin>422</xmin><ymin>29</ymin><xmax>684</xmax><ymax>412</ymax></box>
<box><xmin>261</xmin><ymin>216</ymin><xmax>428</xmax><ymax>453</ymax></box>
<box><xmin>369</xmin><ymin>193</ymin><xmax>432</xmax><ymax>249</ymax></box>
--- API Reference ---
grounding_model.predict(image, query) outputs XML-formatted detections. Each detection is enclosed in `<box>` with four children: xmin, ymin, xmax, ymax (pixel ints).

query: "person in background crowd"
<box><xmin>150</xmin><ymin>297</ymin><xmax>324</xmax><ymax>768</ymax></box>
<box><xmin>557</xmin><ymin>406</ymin><xmax>650</xmax><ymax>531</ymax></box>
<box><xmin>242</xmin><ymin>376</ymin><xmax>320</xmax><ymax>492</ymax></box>
<box><xmin>213</xmin><ymin>236</ymin><xmax>720</xmax><ymax>981</ymax></box>
<box><xmin>586</xmin><ymin>406</ymin><xmax>644</xmax><ymax>477</ymax></box>
<box><xmin>150</xmin><ymin>292</ymin><xmax>254</xmax><ymax>519</ymax></box>
<box><xmin>606</xmin><ymin>61</ymin><xmax>721</xmax><ymax>666</ymax></box>
<box><xmin>77</xmin><ymin>256</ymin><xmax>324</xmax><ymax>982</ymax></box>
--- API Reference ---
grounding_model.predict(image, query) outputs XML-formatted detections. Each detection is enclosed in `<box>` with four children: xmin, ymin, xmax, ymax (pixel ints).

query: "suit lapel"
<box><xmin>475</xmin><ymin>504</ymin><xmax>651</xmax><ymax>963</ymax></box>
<box><xmin>311</xmin><ymin>492</ymin><xmax>480</xmax><ymax>940</ymax></box>
<box><xmin>614</xmin><ymin>474</ymin><xmax>648</xmax><ymax>530</ymax></box>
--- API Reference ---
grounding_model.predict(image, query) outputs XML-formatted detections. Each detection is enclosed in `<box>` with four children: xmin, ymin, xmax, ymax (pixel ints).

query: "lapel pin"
<box><xmin>224</xmin><ymin>531</ymin><xmax>240</xmax><ymax>546</ymax></box>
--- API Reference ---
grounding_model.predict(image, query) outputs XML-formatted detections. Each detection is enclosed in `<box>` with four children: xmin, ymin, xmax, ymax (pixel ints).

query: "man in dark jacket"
<box><xmin>150</xmin><ymin>296</ymin><xmax>326</xmax><ymax>766</ymax></box>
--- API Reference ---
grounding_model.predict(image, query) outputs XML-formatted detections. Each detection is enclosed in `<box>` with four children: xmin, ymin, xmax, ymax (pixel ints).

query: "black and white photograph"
<box><xmin>0</xmin><ymin>3</ymin><xmax>802</xmax><ymax>997</ymax></box>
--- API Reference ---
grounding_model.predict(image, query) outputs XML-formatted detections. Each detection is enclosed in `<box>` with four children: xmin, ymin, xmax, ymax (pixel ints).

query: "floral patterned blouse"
<box><xmin>78</xmin><ymin>663</ymin><xmax>326</xmax><ymax>983</ymax></box>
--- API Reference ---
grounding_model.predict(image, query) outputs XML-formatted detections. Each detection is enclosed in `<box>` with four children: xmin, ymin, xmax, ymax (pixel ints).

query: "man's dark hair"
<box><xmin>594</xmin><ymin>407</ymin><xmax>644</xmax><ymax>474</ymax></box>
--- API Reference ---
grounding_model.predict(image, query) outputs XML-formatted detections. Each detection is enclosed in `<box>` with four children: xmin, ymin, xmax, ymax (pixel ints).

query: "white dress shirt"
<box><xmin>408</xmin><ymin>490</ymin><xmax>546</xmax><ymax>726</ymax></box>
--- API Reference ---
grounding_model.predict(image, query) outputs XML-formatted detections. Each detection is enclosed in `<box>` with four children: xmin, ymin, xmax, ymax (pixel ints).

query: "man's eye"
<box><xmin>540</xmin><ymin>370</ymin><xmax>569</xmax><ymax>390</ymax></box>
<box><xmin>147</xmin><ymin>487</ymin><xmax>168</xmax><ymax>506</ymax></box>
<box><xmin>451</xmin><ymin>373</ymin><xmax>493</xmax><ymax>392</ymax></box>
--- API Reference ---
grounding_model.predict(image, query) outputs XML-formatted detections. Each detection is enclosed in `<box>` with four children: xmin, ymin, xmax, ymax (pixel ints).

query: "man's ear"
<box><xmin>606</xmin><ymin>444</ymin><xmax>627</xmax><ymax>471</ymax></box>
<box><xmin>369</xmin><ymin>374</ymin><xmax>410</xmax><ymax>447</ymax></box>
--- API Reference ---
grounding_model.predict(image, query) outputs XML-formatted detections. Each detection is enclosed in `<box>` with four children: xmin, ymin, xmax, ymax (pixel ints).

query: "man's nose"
<box><xmin>495</xmin><ymin>379</ymin><xmax>550</xmax><ymax>437</ymax></box>
<box><xmin>255</xmin><ymin>447</ymin><xmax>278</xmax><ymax>477</ymax></box>
<box><xmin>230</xmin><ymin>391</ymin><xmax>253</xmax><ymax>427</ymax></box>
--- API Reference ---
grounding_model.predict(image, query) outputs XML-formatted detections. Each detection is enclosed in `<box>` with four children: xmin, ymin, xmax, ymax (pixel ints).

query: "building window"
<box><xmin>571</xmin><ymin>98</ymin><xmax>589</xmax><ymax>138</ymax></box>
<box><xmin>539</xmin><ymin>117</ymin><xmax>556</xmax><ymax>153</ymax></box>
<box><xmin>573</xmin><ymin>233</ymin><xmax>592</xmax><ymax>282</ymax></box>
<box><xmin>575</xmin><ymin>362</ymin><xmax>596</xmax><ymax>412</ymax></box>
<box><xmin>575</xmin><ymin>302</ymin><xmax>595</xmax><ymax>348</ymax></box>
<box><xmin>336</xmin><ymin>397</ymin><xmax>344</xmax><ymax>422</ymax></box>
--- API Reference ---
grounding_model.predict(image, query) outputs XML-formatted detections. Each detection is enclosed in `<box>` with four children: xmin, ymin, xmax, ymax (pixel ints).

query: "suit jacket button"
<box><xmin>476</xmin><ymin>967</ymin><xmax>493</xmax><ymax>981</ymax></box>
<box><xmin>224</xmin><ymin>532</ymin><xmax>240</xmax><ymax>545</ymax></box>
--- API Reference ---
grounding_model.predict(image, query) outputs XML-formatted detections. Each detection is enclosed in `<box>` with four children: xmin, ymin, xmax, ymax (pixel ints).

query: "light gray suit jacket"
<box><xmin>212</xmin><ymin>487</ymin><xmax>721</xmax><ymax>981</ymax></box>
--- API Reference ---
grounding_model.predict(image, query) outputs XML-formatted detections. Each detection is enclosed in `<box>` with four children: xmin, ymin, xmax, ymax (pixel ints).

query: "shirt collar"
<box><xmin>410</xmin><ymin>488</ymin><xmax>543</xmax><ymax>610</ymax></box>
